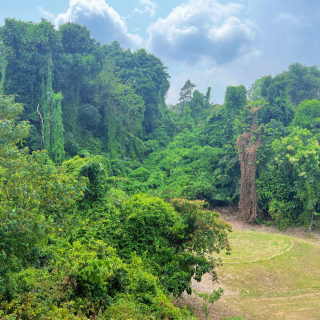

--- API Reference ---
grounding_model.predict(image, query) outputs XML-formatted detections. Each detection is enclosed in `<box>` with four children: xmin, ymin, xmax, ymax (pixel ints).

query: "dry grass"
<box><xmin>185</xmin><ymin>229</ymin><xmax>320</xmax><ymax>319</ymax></box>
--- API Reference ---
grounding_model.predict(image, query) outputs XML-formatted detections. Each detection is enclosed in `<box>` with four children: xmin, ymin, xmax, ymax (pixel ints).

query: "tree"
<box><xmin>271</xmin><ymin>127</ymin><xmax>320</xmax><ymax>231</ymax></box>
<box><xmin>236</xmin><ymin>103</ymin><xmax>264</xmax><ymax>222</ymax></box>
<box><xmin>78</xmin><ymin>161</ymin><xmax>106</xmax><ymax>208</ymax></box>
<box><xmin>247</xmin><ymin>76</ymin><xmax>267</xmax><ymax>102</ymax></box>
<box><xmin>225</xmin><ymin>85</ymin><xmax>247</xmax><ymax>119</ymax></box>
<box><xmin>0</xmin><ymin>42</ymin><xmax>5</xmax><ymax>84</ymax></box>
<box><xmin>291</xmin><ymin>99</ymin><xmax>320</xmax><ymax>133</ymax></box>
<box><xmin>41</xmin><ymin>58</ymin><xmax>65</xmax><ymax>164</ymax></box>
<box><xmin>92</xmin><ymin>62</ymin><xmax>145</xmax><ymax>156</ymax></box>
<box><xmin>190</xmin><ymin>89</ymin><xmax>212</xmax><ymax>123</ymax></box>
<box><xmin>0</xmin><ymin>95</ymin><xmax>86</xmax><ymax>283</ymax></box>
<box><xmin>77</xmin><ymin>194</ymin><xmax>231</xmax><ymax>297</ymax></box>
<box><xmin>60</xmin><ymin>22</ymin><xmax>100</xmax><ymax>56</ymax></box>
<box><xmin>288</xmin><ymin>63</ymin><xmax>320</xmax><ymax>106</ymax></box>
<box><xmin>259</xmin><ymin>74</ymin><xmax>295</xmax><ymax>126</ymax></box>
<box><xmin>178</xmin><ymin>80</ymin><xmax>196</xmax><ymax>112</ymax></box>
<box><xmin>102</xmin><ymin>43</ymin><xmax>170</xmax><ymax>135</ymax></box>
<box><xmin>0</xmin><ymin>18</ymin><xmax>62</xmax><ymax>148</ymax></box>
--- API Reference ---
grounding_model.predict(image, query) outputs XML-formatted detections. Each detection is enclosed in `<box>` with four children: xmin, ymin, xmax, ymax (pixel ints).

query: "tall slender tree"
<box><xmin>41</xmin><ymin>58</ymin><xmax>65</xmax><ymax>164</ymax></box>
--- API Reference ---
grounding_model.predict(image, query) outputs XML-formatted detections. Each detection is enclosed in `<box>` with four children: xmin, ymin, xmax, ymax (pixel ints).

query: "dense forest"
<box><xmin>1</xmin><ymin>18</ymin><xmax>320</xmax><ymax>319</ymax></box>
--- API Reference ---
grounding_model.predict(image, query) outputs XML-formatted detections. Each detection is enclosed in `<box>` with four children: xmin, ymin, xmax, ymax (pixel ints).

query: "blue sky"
<box><xmin>1</xmin><ymin>0</ymin><xmax>320</xmax><ymax>104</ymax></box>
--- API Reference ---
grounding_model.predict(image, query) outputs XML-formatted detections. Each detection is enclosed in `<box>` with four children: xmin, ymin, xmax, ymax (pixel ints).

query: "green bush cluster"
<box><xmin>0</xmin><ymin>95</ymin><xmax>232</xmax><ymax>319</ymax></box>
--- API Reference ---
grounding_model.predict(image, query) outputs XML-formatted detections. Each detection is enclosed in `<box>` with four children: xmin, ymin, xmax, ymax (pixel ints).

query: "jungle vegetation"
<box><xmin>1</xmin><ymin>18</ymin><xmax>320</xmax><ymax>319</ymax></box>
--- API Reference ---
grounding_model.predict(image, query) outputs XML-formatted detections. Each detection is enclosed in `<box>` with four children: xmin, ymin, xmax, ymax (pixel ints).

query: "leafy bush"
<box><xmin>78</xmin><ymin>161</ymin><xmax>106</xmax><ymax>207</ymax></box>
<box><xmin>257</xmin><ymin>126</ymin><xmax>320</xmax><ymax>229</ymax></box>
<box><xmin>68</xmin><ymin>194</ymin><xmax>231</xmax><ymax>297</ymax></box>
<box><xmin>2</xmin><ymin>240</ymin><xmax>193</xmax><ymax>319</ymax></box>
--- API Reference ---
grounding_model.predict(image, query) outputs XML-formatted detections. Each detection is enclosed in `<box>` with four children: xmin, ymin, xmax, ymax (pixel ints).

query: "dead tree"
<box><xmin>236</xmin><ymin>104</ymin><xmax>264</xmax><ymax>223</ymax></box>
<box><xmin>37</xmin><ymin>104</ymin><xmax>45</xmax><ymax>149</ymax></box>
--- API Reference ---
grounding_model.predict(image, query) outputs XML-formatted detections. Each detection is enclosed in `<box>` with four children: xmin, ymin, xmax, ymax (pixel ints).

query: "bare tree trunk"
<box><xmin>37</xmin><ymin>104</ymin><xmax>45</xmax><ymax>149</ymax></box>
<box><xmin>309</xmin><ymin>211</ymin><xmax>314</xmax><ymax>232</ymax></box>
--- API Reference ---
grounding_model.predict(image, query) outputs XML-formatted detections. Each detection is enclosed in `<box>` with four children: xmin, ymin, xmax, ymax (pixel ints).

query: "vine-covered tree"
<box><xmin>102</xmin><ymin>42</ymin><xmax>170</xmax><ymax>135</ymax></box>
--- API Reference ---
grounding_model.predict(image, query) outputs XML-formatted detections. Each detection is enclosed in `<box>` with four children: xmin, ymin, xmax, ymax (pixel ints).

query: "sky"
<box><xmin>1</xmin><ymin>0</ymin><xmax>320</xmax><ymax>104</ymax></box>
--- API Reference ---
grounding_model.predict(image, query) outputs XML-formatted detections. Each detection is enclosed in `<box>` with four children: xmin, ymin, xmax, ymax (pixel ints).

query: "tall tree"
<box><xmin>288</xmin><ymin>63</ymin><xmax>320</xmax><ymax>106</ymax></box>
<box><xmin>247</xmin><ymin>76</ymin><xmax>267</xmax><ymax>102</ymax></box>
<box><xmin>41</xmin><ymin>58</ymin><xmax>65</xmax><ymax>164</ymax></box>
<box><xmin>225</xmin><ymin>85</ymin><xmax>247</xmax><ymax>119</ymax></box>
<box><xmin>259</xmin><ymin>74</ymin><xmax>295</xmax><ymax>126</ymax></box>
<box><xmin>291</xmin><ymin>99</ymin><xmax>320</xmax><ymax>139</ymax></box>
<box><xmin>237</xmin><ymin>103</ymin><xmax>264</xmax><ymax>222</ymax></box>
<box><xmin>178</xmin><ymin>79</ymin><xmax>196</xmax><ymax>113</ymax></box>
<box><xmin>103</xmin><ymin>42</ymin><xmax>170</xmax><ymax>135</ymax></box>
<box><xmin>0</xmin><ymin>94</ymin><xmax>85</xmax><ymax>280</ymax></box>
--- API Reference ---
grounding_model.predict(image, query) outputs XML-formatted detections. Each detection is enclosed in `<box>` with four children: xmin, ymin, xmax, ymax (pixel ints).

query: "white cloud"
<box><xmin>273</xmin><ymin>13</ymin><xmax>311</xmax><ymax>27</ymax></box>
<box><xmin>39</xmin><ymin>7</ymin><xmax>55</xmax><ymax>19</ymax></box>
<box><xmin>146</xmin><ymin>0</ymin><xmax>259</xmax><ymax>64</ymax></box>
<box><xmin>133</xmin><ymin>0</ymin><xmax>157</xmax><ymax>17</ymax></box>
<box><xmin>55</xmin><ymin>0</ymin><xmax>143</xmax><ymax>48</ymax></box>
<box><xmin>209</xmin><ymin>17</ymin><xmax>256</xmax><ymax>42</ymax></box>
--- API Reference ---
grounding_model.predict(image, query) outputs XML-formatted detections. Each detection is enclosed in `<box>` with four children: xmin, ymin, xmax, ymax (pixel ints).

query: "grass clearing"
<box><xmin>209</xmin><ymin>230</ymin><xmax>320</xmax><ymax>319</ymax></box>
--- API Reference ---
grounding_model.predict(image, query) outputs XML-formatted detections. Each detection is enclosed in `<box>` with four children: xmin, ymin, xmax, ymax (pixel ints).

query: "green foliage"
<box><xmin>287</xmin><ymin>63</ymin><xmax>320</xmax><ymax>106</ymax></box>
<box><xmin>64</xmin><ymin>132</ymin><xmax>80</xmax><ymax>157</ymax></box>
<box><xmin>0</xmin><ymin>19</ymin><xmax>150</xmax><ymax>161</ymax></box>
<box><xmin>117</xmin><ymin>194</ymin><xmax>184</xmax><ymax>258</ymax></box>
<box><xmin>60</xmin><ymin>22</ymin><xmax>101</xmax><ymax>57</ymax></box>
<box><xmin>0</xmin><ymin>18</ymin><xmax>62</xmax><ymax>145</ymax></box>
<box><xmin>78</xmin><ymin>104</ymin><xmax>101</xmax><ymax>129</ymax></box>
<box><xmin>200</xmin><ymin>85</ymin><xmax>247</xmax><ymax>154</ymax></box>
<box><xmin>257</xmin><ymin>126</ymin><xmax>320</xmax><ymax>229</ymax></box>
<box><xmin>190</xmin><ymin>89</ymin><xmax>212</xmax><ymax>122</ymax></box>
<box><xmin>2</xmin><ymin>240</ymin><xmax>192</xmax><ymax>319</ymax></box>
<box><xmin>4</xmin><ymin>15</ymin><xmax>320</xmax><ymax>318</ymax></box>
<box><xmin>0</xmin><ymin>95</ymin><xmax>86</xmax><ymax>291</ymax></box>
<box><xmin>194</xmin><ymin>288</ymin><xmax>224</xmax><ymax>320</ymax></box>
<box><xmin>292</xmin><ymin>99</ymin><xmax>320</xmax><ymax>133</ymax></box>
<box><xmin>259</xmin><ymin>73</ymin><xmax>295</xmax><ymax>126</ymax></box>
<box><xmin>123</xmin><ymin>129</ymin><xmax>239</xmax><ymax>205</ymax></box>
<box><xmin>225</xmin><ymin>85</ymin><xmax>247</xmax><ymax>119</ymax></box>
<box><xmin>42</xmin><ymin>59</ymin><xmax>65</xmax><ymax>163</ymax></box>
<box><xmin>0</xmin><ymin>99</ymin><xmax>198</xmax><ymax>317</ymax></box>
<box><xmin>256</xmin><ymin>167</ymin><xmax>290</xmax><ymax>211</ymax></box>
<box><xmin>78</xmin><ymin>161</ymin><xmax>106</xmax><ymax>207</ymax></box>
<box><xmin>178</xmin><ymin>79</ymin><xmax>196</xmax><ymax>112</ymax></box>
<box><xmin>102</xmin><ymin>41</ymin><xmax>170</xmax><ymax>136</ymax></box>
<box><xmin>248</xmin><ymin>76</ymin><xmax>267</xmax><ymax>102</ymax></box>
<box><xmin>92</xmin><ymin>62</ymin><xmax>145</xmax><ymax>156</ymax></box>
<box><xmin>128</xmin><ymin>167</ymin><xmax>151</xmax><ymax>182</ymax></box>
<box><xmin>70</xmin><ymin>194</ymin><xmax>231</xmax><ymax>297</ymax></box>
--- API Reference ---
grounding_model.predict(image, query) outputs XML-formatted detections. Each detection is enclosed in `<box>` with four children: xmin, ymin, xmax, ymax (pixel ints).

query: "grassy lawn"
<box><xmin>213</xmin><ymin>230</ymin><xmax>320</xmax><ymax>319</ymax></box>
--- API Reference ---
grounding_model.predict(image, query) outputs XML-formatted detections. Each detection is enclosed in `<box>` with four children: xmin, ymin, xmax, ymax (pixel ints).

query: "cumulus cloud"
<box><xmin>55</xmin><ymin>0</ymin><xmax>143</xmax><ymax>48</ymax></box>
<box><xmin>146</xmin><ymin>0</ymin><xmax>259</xmax><ymax>64</ymax></box>
<box><xmin>133</xmin><ymin>0</ymin><xmax>157</xmax><ymax>17</ymax></box>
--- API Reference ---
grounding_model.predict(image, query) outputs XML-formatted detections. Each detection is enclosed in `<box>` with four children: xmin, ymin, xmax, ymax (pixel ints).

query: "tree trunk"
<box><xmin>309</xmin><ymin>211</ymin><xmax>314</xmax><ymax>232</ymax></box>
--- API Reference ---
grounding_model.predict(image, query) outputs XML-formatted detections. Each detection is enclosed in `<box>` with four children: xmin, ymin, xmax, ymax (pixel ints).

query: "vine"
<box><xmin>40</xmin><ymin>57</ymin><xmax>65</xmax><ymax>164</ymax></box>
<box><xmin>236</xmin><ymin>104</ymin><xmax>264</xmax><ymax>222</ymax></box>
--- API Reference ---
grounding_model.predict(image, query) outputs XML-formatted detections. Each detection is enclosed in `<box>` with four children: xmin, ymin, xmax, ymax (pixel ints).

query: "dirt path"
<box><xmin>215</xmin><ymin>206</ymin><xmax>320</xmax><ymax>245</ymax></box>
